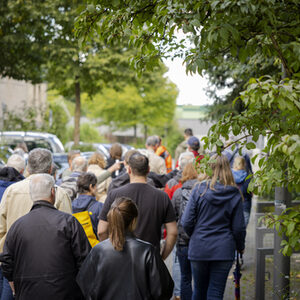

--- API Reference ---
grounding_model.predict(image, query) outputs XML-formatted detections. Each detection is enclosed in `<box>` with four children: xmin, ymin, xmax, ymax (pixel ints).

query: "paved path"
<box><xmin>224</xmin><ymin>198</ymin><xmax>256</xmax><ymax>299</ymax></box>
<box><xmin>166</xmin><ymin>197</ymin><xmax>300</xmax><ymax>299</ymax></box>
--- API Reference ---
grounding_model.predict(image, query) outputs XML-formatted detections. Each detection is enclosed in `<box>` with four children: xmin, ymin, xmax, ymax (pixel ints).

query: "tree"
<box><xmin>1</xmin><ymin>1</ymin><xmax>155</xmax><ymax>145</ymax></box>
<box><xmin>76</xmin><ymin>0</ymin><xmax>300</xmax><ymax>257</ymax></box>
<box><xmin>0</xmin><ymin>1</ymin><xmax>64</xmax><ymax>83</ymax></box>
<box><xmin>86</xmin><ymin>71</ymin><xmax>178</xmax><ymax>138</ymax></box>
<box><xmin>76</xmin><ymin>0</ymin><xmax>300</xmax><ymax>116</ymax></box>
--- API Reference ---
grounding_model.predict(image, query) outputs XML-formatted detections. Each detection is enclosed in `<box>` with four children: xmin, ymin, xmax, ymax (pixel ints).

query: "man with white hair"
<box><xmin>0</xmin><ymin>155</ymin><xmax>25</xmax><ymax>201</ymax></box>
<box><xmin>145</xmin><ymin>136</ymin><xmax>167</xmax><ymax>175</ymax></box>
<box><xmin>0</xmin><ymin>148</ymin><xmax>72</xmax><ymax>253</ymax></box>
<box><xmin>59</xmin><ymin>156</ymin><xmax>88</xmax><ymax>201</ymax></box>
<box><xmin>0</xmin><ymin>174</ymin><xmax>90</xmax><ymax>300</ymax></box>
<box><xmin>6</xmin><ymin>154</ymin><xmax>25</xmax><ymax>175</ymax></box>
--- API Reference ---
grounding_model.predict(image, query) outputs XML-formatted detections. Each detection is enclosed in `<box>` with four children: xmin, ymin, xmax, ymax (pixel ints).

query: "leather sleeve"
<box><xmin>146</xmin><ymin>248</ymin><xmax>174</xmax><ymax>300</ymax></box>
<box><xmin>76</xmin><ymin>247</ymin><xmax>98</xmax><ymax>298</ymax></box>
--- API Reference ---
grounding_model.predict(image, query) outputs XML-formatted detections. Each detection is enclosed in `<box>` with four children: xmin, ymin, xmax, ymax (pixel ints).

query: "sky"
<box><xmin>164</xmin><ymin>58</ymin><xmax>213</xmax><ymax>106</ymax></box>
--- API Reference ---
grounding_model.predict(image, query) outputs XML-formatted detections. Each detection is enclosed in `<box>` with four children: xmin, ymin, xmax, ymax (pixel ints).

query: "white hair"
<box><xmin>146</xmin><ymin>136</ymin><xmax>159</xmax><ymax>147</ymax></box>
<box><xmin>30</xmin><ymin>174</ymin><xmax>55</xmax><ymax>202</ymax></box>
<box><xmin>71</xmin><ymin>156</ymin><xmax>87</xmax><ymax>172</ymax></box>
<box><xmin>7</xmin><ymin>154</ymin><xmax>26</xmax><ymax>173</ymax></box>
<box><xmin>178</xmin><ymin>152</ymin><xmax>195</xmax><ymax>170</ymax></box>
<box><xmin>27</xmin><ymin>148</ymin><xmax>52</xmax><ymax>174</ymax></box>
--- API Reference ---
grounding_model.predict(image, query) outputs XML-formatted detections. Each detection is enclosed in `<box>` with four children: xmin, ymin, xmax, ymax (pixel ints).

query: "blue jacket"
<box><xmin>72</xmin><ymin>195</ymin><xmax>103</xmax><ymax>236</ymax></box>
<box><xmin>181</xmin><ymin>181</ymin><xmax>246</xmax><ymax>261</ymax></box>
<box><xmin>0</xmin><ymin>167</ymin><xmax>24</xmax><ymax>201</ymax></box>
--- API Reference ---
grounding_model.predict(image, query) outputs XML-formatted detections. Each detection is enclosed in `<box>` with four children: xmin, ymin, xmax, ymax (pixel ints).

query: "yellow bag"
<box><xmin>73</xmin><ymin>210</ymin><xmax>99</xmax><ymax>248</ymax></box>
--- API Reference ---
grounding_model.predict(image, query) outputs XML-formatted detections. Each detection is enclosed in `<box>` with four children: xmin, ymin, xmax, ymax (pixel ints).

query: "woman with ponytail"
<box><xmin>76</xmin><ymin>197</ymin><xmax>174</xmax><ymax>300</ymax></box>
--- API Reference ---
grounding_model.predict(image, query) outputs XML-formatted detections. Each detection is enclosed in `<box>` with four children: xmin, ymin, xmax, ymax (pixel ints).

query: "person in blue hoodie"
<box><xmin>232</xmin><ymin>156</ymin><xmax>252</xmax><ymax>227</ymax></box>
<box><xmin>0</xmin><ymin>154</ymin><xmax>25</xmax><ymax>300</ymax></box>
<box><xmin>72</xmin><ymin>172</ymin><xmax>103</xmax><ymax>236</ymax></box>
<box><xmin>181</xmin><ymin>154</ymin><xmax>246</xmax><ymax>300</ymax></box>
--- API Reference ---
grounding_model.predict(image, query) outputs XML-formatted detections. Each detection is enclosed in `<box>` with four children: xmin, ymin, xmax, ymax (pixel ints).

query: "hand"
<box><xmin>238</xmin><ymin>249</ymin><xmax>245</xmax><ymax>255</ymax></box>
<box><xmin>108</xmin><ymin>161</ymin><xmax>123</xmax><ymax>173</ymax></box>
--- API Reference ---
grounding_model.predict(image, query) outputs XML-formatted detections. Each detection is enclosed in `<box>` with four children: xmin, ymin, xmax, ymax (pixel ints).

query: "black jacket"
<box><xmin>172</xmin><ymin>179</ymin><xmax>198</xmax><ymax>246</ymax></box>
<box><xmin>77</xmin><ymin>234</ymin><xmax>174</xmax><ymax>300</ymax></box>
<box><xmin>0</xmin><ymin>201</ymin><xmax>91</xmax><ymax>300</ymax></box>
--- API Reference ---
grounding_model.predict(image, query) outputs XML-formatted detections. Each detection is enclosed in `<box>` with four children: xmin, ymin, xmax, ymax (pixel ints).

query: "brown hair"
<box><xmin>88</xmin><ymin>152</ymin><xmax>106</xmax><ymax>169</ymax></box>
<box><xmin>209</xmin><ymin>154</ymin><xmax>236</xmax><ymax>189</ymax></box>
<box><xmin>67</xmin><ymin>150</ymin><xmax>80</xmax><ymax>162</ymax></box>
<box><xmin>181</xmin><ymin>162</ymin><xmax>198</xmax><ymax>184</ymax></box>
<box><xmin>107</xmin><ymin>197</ymin><xmax>138</xmax><ymax>251</ymax></box>
<box><xmin>109</xmin><ymin>143</ymin><xmax>123</xmax><ymax>160</ymax></box>
<box><xmin>233</xmin><ymin>156</ymin><xmax>246</xmax><ymax>171</ymax></box>
<box><xmin>124</xmin><ymin>150</ymin><xmax>139</xmax><ymax>164</ymax></box>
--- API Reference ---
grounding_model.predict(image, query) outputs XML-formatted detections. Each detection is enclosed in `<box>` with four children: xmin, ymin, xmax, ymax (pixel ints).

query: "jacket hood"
<box><xmin>182</xmin><ymin>179</ymin><xmax>198</xmax><ymax>190</ymax></box>
<box><xmin>232</xmin><ymin>169</ymin><xmax>248</xmax><ymax>184</ymax></box>
<box><xmin>72</xmin><ymin>194</ymin><xmax>96</xmax><ymax>211</ymax></box>
<box><xmin>203</xmin><ymin>182</ymin><xmax>240</xmax><ymax>206</ymax></box>
<box><xmin>0</xmin><ymin>167</ymin><xmax>24</xmax><ymax>182</ymax></box>
<box><xmin>0</xmin><ymin>180</ymin><xmax>14</xmax><ymax>189</ymax></box>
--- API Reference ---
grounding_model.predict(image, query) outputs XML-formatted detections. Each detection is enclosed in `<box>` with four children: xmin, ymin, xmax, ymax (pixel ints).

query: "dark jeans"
<box><xmin>0</xmin><ymin>267</ymin><xmax>14</xmax><ymax>300</ymax></box>
<box><xmin>190</xmin><ymin>260</ymin><xmax>233</xmax><ymax>300</ymax></box>
<box><xmin>177</xmin><ymin>245</ymin><xmax>192</xmax><ymax>300</ymax></box>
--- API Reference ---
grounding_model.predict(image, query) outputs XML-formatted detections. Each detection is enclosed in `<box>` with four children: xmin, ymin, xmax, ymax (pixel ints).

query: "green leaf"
<box><xmin>294</xmin><ymin>156</ymin><xmax>300</xmax><ymax>170</ymax></box>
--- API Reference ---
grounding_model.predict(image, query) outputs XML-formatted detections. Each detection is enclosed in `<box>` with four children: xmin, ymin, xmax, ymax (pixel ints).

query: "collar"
<box><xmin>31</xmin><ymin>200</ymin><xmax>56</xmax><ymax>211</ymax></box>
<box><xmin>147</xmin><ymin>148</ymin><xmax>155</xmax><ymax>154</ymax></box>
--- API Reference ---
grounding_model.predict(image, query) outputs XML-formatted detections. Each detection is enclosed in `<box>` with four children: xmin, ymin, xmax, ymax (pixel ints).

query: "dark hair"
<box><xmin>51</xmin><ymin>163</ymin><xmax>59</xmax><ymax>177</ymax></box>
<box><xmin>77</xmin><ymin>172</ymin><xmax>97</xmax><ymax>194</ymax></box>
<box><xmin>184</xmin><ymin>128</ymin><xmax>193</xmax><ymax>136</ymax></box>
<box><xmin>107</xmin><ymin>197</ymin><xmax>138</xmax><ymax>251</ymax></box>
<box><xmin>128</xmin><ymin>153</ymin><xmax>149</xmax><ymax>176</ymax></box>
<box><xmin>110</xmin><ymin>143</ymin><xmax>122</xmax><ymax>160</ymax></box>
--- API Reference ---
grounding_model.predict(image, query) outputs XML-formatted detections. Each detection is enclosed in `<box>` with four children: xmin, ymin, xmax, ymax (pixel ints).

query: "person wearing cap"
<box><xmin>187</xmin><ymin>136</ymin><xmax>204</xmax><ymax>163</ymax></box>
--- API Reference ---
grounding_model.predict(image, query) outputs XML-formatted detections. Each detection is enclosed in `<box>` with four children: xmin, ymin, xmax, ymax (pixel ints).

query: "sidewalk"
<box><xmin>166</xmin><ymin>196</ymin><xmax>300</xmax><ymax>299</ymax></box>
<box><xmin>224</xmin><ymin>198</ymin><xmax>256</xmax><ymax>299</ymax></box>
<box><xmin>224</xmin><ymin>197</ymin><xmax>300</xmax><ymax>300</ymax></box>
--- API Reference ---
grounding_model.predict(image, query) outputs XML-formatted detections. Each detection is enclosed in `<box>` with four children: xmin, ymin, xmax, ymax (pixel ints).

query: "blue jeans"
<box><xmin>177</xmin><ymin>245</ymin><xmax>192</xmax><ymax>300</ymax></box>
<box><xmin>191</xmin><ymin>260</ymin><xmax>233</xmax><ymax>300</ymax></box>
<box><xmin>0</xmin><ymin>267</ymin><xmax>14</xmax><ymax>300</ymax></box>
<box><xmin>172</xmin><ymin>247</ymin><xmax>181</xmax><ymax>296</ymax></box>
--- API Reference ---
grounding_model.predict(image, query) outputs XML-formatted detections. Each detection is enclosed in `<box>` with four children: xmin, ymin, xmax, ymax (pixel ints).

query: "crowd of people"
<box><xmin>0</xmin><ymin>128</ymin><xmax>253</xmax><ymax>300</ymax></box>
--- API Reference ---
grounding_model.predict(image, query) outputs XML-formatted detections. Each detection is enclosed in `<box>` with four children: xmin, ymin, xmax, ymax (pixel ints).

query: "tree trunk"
<box><xmin>144</xmin><ymin>125</ymin><xmax>148</xmax><ymax>141</ymax></box>
<box><xmin>133</xmin><ymin>124</ymin><xmax>137</xmax><ymax>143</ymax></box>
<box><xmin>74</xmin><ymin>79</ymin><xmax>81</xmax><ymax>147</ymax></box>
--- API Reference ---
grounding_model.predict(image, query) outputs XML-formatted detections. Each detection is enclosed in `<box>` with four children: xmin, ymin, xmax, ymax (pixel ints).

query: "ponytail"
<box><xmin>107</xmin><ymin>197</ymin><xmax>138</xmax><ymax>251</ymax></box>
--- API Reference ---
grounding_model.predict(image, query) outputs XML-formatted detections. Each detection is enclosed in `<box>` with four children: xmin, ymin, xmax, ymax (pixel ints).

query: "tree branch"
<box><xmin>270</xmin><ymin>34</ymin><xmax>292</xmax><ymax>78</ymax></box>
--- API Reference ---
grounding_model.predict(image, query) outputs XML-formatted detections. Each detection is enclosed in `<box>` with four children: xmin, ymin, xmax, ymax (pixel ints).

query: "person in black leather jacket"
<box><xmin>77</xmin><ymin>197</ymin><xmax>174</xmax><ymax>300</ymax></box>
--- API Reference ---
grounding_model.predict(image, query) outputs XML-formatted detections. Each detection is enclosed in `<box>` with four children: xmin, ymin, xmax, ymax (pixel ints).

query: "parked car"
<box><xmin>64</xmin><ymin>142</ymin><xmax>134</xmax><ymax>161</ymax></box>
<box><xmin>0</xmin><ymin>131</ymin><xmax>65</xmax><ymax>153</ymax></box>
